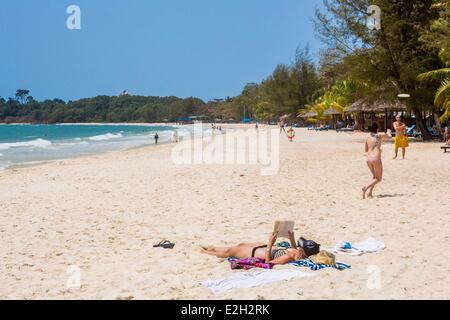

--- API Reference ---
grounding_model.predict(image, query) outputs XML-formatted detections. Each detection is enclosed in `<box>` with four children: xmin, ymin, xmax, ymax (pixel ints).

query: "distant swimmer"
<box><xmin>154</xmin><ymin>132</ymin><xmax>159</xmax><ymax>145</ymax></box>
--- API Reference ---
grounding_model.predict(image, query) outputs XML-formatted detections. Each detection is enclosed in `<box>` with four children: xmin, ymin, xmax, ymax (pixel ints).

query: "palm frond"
<box><xmin>439</xmin><ymin>99</ymin><xmax>450</xmax><ymax>123</ymax></box>
<box><xmin>435</xmin><ymin>78</ymin><xmax>450</xmax><ymax>106</ymax></box>
<box><xmin>417</xmin><ymin>68</ymin><xmax>450</xmax><ymax>82</ymax></box>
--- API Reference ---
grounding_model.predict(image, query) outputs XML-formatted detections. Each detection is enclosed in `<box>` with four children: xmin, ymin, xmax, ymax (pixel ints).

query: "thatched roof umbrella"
<box><xmin>365</xmin><ymin>100</ymin><xmax>407</xmax><ymax>131</ymax></box>
<box><xmin>323</xmin><ymin>108</ymin><xmax>341</xmax><ymax>116</ymax></box>
<box><xmin>345</xmin><ymin>99</ymin><xmax>407</xmax><ymax>131</ymax></box>
<box><xmin>345</xmin><ymin>99</ymin><xmax>368</xmax><ymax>113</ymax></box>
<box><xmin>361</xmin><ymin>100</ymin><xmax>407</xmax><ymax>112</ymax></box>
<box><xmin>323</xmin><ymin>108</ymin><xmax>341</xmax><ymax>129</ymax></box>
<box><xmin>345</xmin><ymin>99</ymin><xmax>406</xmax><ymax>113</ymax></box>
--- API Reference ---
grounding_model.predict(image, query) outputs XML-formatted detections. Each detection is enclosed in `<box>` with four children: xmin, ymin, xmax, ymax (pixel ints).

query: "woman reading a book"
<box><xmin>200</xmin><ymin>231</ymin><xmax>307</xmax><ymax>265</ymax></box>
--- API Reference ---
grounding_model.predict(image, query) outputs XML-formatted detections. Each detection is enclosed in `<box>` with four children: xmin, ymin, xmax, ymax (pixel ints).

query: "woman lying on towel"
<box><xmin>200</xmin><ymin>231</ymin><xmax>308</xmax><ymax>265</ymax></box>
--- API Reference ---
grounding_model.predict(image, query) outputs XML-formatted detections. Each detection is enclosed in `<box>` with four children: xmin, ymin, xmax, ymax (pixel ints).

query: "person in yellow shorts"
<box><xmin>393</xmin><ymin>115</ymin><xmax>409</xmax><ymax>159</ymax></box>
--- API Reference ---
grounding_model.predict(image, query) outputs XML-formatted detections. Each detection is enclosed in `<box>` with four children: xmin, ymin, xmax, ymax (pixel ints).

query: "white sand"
<box><xmin>0</xmin><ymin>126</ymin><xmax>449</xmax><ymax>299</ymax></box>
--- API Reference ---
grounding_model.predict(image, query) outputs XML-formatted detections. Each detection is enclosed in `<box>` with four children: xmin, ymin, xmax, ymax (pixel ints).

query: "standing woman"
<box><xmin>279</xmin><ymin>115</ymin><xmax>288</xmax><ymax>134</ymax></box>
<box><xmin>393</xmin><ymin>115</ymin><xmax>409</xmax><ymax>159</ymax></box>
<box><xmin>362</xmin><ymin>123</ymin><xmax>392</xmax><ymax>199</ymax></box>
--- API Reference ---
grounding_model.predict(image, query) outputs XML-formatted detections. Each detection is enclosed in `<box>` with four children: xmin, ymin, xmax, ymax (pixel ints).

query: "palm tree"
<box><xmin>417</xmin><ymin>67</ymin><xmax>450</xmax><ymax>122</ymax></box>
<box><xmin>15</xmin><ymin>89</ymin><xmax>30</xmax><ymax>105</ymax></box>
<box><xmin>299</xmin><ymin>79</ymin><xmax>357</xmax><ymax>124</ymax></box>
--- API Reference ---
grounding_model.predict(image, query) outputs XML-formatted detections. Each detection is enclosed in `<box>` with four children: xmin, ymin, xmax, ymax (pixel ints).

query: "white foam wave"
<box><xmin>0</xmin><ymin>138</ymin><xmax>52</xmax><ymax>150</ymax></box>
<box><xmin>58</xmin><ymin>141</ymin><xmax>90</xmax><ymax>147</ymax></box>
<box><xmin>88</xmin><ymin>133</ymin><xmax>123</xmax><ymax>141</ymax></box>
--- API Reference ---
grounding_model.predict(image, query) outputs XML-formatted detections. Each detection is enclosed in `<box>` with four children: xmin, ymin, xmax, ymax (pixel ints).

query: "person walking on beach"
<box><xmin>154</xmin><ymin>132</ymin><xmax>159</xmax><ymax>145</ymax></box>
<box><xmin>393</xmin><ymin>115</ymin><xmax>409</xmax><ymax>159</ymax></box>
<box><xmin>362</xmin><ymin>123</ymin><xmax>392</xmax><ymax>199</ymax></box>
<box><xmin>171</xmin><ymin>130</ymin><xmax>179</xmax><ymax>143</ymax></box>
<box><xmin>279</xmin><ymin>115</ymin><xmax>287</xmax><ymax>134</ymax></box>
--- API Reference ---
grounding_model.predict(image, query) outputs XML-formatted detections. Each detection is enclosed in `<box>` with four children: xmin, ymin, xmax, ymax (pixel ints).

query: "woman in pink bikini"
<box><xmin>362</xmin><ymin>123</ymin><xmax>392</xmax><ymax>199</ymax></box>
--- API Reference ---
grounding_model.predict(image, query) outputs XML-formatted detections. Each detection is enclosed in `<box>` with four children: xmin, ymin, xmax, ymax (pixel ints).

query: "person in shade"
<box><xmin>154</xmin><ymin>132</ymin><xmax>159</xmax><ymax>145</ymax></box>
<box><xmin>393</xmin><ymin>115</ymin><xmax>409</xmax><ymax>159</ymax></box>
<box><xmin>362</xmin><ymin>123</ymin><xmax>392</xmax><ymax>199</ymax></box>
<box><xmin>200</xmin><ymin>231</ymin><xmax>307</xmax><ymax>265</ymax></box>
<box><xmin>443</xmin><ymin>126</ymin><xmax>450</xmax><ymax>145</ymax></box>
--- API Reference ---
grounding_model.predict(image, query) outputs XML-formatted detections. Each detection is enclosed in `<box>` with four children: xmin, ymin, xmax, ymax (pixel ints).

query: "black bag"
<box><xmin>297</xmin><ymin>237</ymin><xmax>320</xmax><ymax>257</ymax></box>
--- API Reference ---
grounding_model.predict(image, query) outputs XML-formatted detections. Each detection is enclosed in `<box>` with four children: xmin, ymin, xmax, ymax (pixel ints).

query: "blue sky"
<box><xmin>0</xmin><ymin>0</ymin><xmax>324</xmax><ymax>102</ymax></box>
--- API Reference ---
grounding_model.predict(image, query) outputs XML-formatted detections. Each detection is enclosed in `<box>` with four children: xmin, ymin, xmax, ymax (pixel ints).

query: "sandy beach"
<box><xmin>0</xmin><ymin>126</ymin><xmax>449</xmax><ymax>300</ymax></box>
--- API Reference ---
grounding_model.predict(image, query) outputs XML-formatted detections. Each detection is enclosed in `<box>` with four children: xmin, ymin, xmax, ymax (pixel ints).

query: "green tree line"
<box><xmin>0</xmin><ymin>93</ymin><xmax>205</xmax><ymax>123</ymax></box>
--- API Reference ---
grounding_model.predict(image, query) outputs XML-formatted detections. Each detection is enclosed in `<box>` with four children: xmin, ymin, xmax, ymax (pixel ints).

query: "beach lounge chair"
<box><xmin>336</xmin><ymin>124</ymin><xmax>356</xmax><ymax>132</ymax></box>
<box><xmin>406</xmin><ymin>125</ymin><xmax>416</xmax><ymax>136</ymax></box>
<box><xmin>441</xmin><ymin>146</ymin><xmax>450</xmax><ymax>153</ymax></box>
<box><xmin>427</xmin><ymin>128</ymin><xmax>440</xmax><ymax>138</ymax></box>
<box><xmin>315</xmin><ymin>125</ymin><xmax>331</xmax><ymax>131</ymax></box>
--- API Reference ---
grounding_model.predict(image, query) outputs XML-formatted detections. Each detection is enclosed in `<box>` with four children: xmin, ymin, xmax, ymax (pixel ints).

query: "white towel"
<box><xmin>201</xmin><ymin>269</ymin><xmax>314</xmax><ymax>294</ymax></box>
<box><xmin>334</xmin><ymin>237</ymin><xmax>386</xmax><ymax>256</ymax></box>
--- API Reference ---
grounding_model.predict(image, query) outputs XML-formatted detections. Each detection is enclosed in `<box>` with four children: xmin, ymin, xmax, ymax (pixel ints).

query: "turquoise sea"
<box><xmin>0</xmin><ymin>124</ymin><xmax>185</xmax><ymax>170</ymax></box>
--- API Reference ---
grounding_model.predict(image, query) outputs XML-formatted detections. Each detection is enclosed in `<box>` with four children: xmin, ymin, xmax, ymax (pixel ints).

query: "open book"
<box><xmin>273</xmin><ymin>221</ymin><xmax>295</xmax><ymax>238</ymax></box>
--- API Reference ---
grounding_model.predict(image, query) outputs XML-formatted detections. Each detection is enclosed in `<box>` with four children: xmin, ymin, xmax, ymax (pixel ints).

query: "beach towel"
<box><xmin>228</xmin><ymin>258</ymin><xmax>273</xmax><ymax>270</ymax></box>
<box><xmin>289</xmin><ymin>258</ymin><xmax>351</xmax><ymax>271</ymax></box>
<box><xmin>333</xmin><ymin>237</ymin><xmax>385</xmax><ymax>256</ymax></box>
<box><xmin>201</xmin><ymin>269</ymin><xmax>315</xmax><ymax>294</ymax></box>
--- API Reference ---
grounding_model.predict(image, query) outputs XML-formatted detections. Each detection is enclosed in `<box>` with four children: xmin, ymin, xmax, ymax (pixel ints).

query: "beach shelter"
<box><xmin>345</xmin><ymin>99</ymin><xmax>407</xmax><ymax>131</ymax></box>
<box><xmin>323</xmin><ymin>107</ymin><xmax>341</xmax><ymax>129</ymax></box>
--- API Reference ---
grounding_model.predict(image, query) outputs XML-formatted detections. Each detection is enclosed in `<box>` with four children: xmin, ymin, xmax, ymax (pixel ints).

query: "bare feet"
<box><xmin>362</xmin><ymin>187</ymin><xmax>367</xmax><ymax>199</ymax></box>
<box><xmin>200</xmin><ymin>245</ymin><xmax>213</xmax><ymax>253</ymax></box>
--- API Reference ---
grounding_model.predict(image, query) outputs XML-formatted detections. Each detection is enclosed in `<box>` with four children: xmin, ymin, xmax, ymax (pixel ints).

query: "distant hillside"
<box><xmin>0</xmin><ymin>95</ymin><xmax>206</xmax><ymax>123</ymax></box>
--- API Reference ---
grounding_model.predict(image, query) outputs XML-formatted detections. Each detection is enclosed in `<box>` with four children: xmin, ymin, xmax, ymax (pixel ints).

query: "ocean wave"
<box><xmin>0</xmin><ymin>138</ymin><xmax>52</xmax><ymax>150</ymax></box>
<box><xmin>58</xmin><ymin>141</ymin><xmax>90</xmax><ymax>147</ymax></box>
<box><xmin>88</xmin><ymin>133</ymin><xmax>123</xmax><ymax>141</ymax></box>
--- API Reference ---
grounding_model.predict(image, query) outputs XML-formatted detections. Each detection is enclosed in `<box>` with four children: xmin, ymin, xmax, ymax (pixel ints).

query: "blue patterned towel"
<box><xmin>289</xmin><ymin>259</ymin><xmax>351</xmax><ymax>271</ymax></box>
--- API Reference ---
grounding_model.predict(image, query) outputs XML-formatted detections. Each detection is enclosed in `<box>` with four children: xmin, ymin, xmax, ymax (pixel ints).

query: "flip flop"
<box><xmin>161</xmin><ymin>242</ymin><xmax>175</xmax><ymax>249</ymax></box>
<box><xmin>153</xmin><ymin>240</ymin><xmax>175</xmax><ymax>249</ymax></box>
<box><xmin>153</xmin><ymin>240</ymin><xmax>170</xmax><ymax>248</ymax></box>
